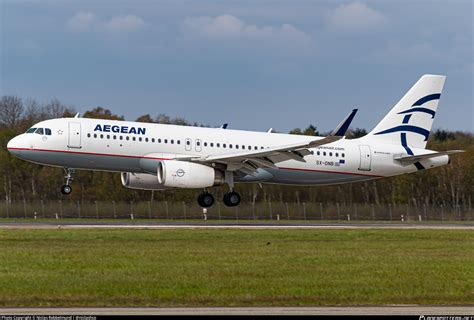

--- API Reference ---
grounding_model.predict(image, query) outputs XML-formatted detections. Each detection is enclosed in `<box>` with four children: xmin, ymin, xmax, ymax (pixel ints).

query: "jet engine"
<box><xmin>157</xmin><ymin>160</ymin><xmax>224</xmax><ymax>188</ymax></box>
<box><xmin>121</xmin><ymin>172</ymin><xmax>171</xmax><ymax>190</ymax></box>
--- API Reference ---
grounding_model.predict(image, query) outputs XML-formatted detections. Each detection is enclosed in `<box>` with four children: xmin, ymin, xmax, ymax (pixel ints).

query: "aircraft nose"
<box><xmin>7</xmin><ymin>136</ymin><xmax>23</xmax><ymax>157</ymax></box>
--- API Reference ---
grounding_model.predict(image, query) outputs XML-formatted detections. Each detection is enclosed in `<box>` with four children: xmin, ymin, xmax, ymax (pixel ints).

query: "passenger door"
<box><xmin>68</xmin><ymin>122</ymin><xmax>81</xmax><ymax>149</ymax></box>
<box><xmin>195</xmin><ymin>139</ymin><xmax>202</xmax><ymax>152</ymax></box>
<box><xmin>185</xmin><ymin>138</ymin><xmax>192</xmax><ymax>151</ymax></box>
<box><xmin>358</xmin><ymin>145</ymin><xmax>371</xmax><ymax>171</ymax></box>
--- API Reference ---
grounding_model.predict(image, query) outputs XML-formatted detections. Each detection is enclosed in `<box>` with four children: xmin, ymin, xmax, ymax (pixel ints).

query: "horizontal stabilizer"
<box><xmin>394</xmin><ymin>150</ymin><xmax>464</xmax><ymax>162</ymax></box>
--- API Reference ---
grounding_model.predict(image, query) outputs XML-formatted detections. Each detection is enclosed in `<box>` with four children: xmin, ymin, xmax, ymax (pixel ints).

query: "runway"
<box><xmin>0</xmin><ymin>306</ymin><xmax>473</xmax><ymax>315</ymax></box>
<box><xmin>0</xmin><ymin>221</ymin><xmax>472</xmax><ymax>229</ymax></box>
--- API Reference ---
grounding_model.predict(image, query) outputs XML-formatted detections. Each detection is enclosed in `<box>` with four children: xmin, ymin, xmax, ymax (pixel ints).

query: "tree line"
<box><xmin>1</xmin><ymin>95</ymin><xmax>472</xmax><ymax>207</ymax></box>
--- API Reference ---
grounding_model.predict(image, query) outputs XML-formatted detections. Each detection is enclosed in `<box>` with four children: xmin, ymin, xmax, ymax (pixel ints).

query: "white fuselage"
<box><xmin>7</xmin><ymin>117</ymin><xmax>448</xmax><ymax>186</ymax></box>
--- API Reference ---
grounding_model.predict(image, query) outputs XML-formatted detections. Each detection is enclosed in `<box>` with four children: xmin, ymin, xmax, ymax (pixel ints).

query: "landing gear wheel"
<box><xmin>198</xmin><ymin>193</ymin><xmax>214</xmax><ymax>208</ymax></box>
<box><xmin>61</xmin><ymin>168</ymin><xmax>75</xmax><ymax>195</ymax></box>
<box><xmin>223</xmin><ymin>191</ymin><xmax>241</xmax><ymax>207</ymax></box>
<box><xmin>61</xmin><ymin>185</ymin><xmax>72</xmax><ymax>195</ymax></box>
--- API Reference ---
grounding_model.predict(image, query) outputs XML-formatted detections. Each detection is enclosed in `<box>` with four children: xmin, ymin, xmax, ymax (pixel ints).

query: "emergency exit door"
<box><xmin>68</xmin><ymin>122</ymin><xmax>81</xmax><ymax>149</ymax></box>
<box><xmin>358</xmin><ymin>145</ymin><xmax>371</xmax><ymax>171</ymax></box>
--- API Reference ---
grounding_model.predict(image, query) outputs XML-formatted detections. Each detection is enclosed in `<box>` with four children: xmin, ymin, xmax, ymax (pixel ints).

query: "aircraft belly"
<box><xmin>19</xmin><ymin>150</ymin><xmax>143</xmax><ymax>172</ymax></box>
<box><xmin>238</xmin><ymin>168</ymin><xmax>374</xmax><ymax>185</ymax></box>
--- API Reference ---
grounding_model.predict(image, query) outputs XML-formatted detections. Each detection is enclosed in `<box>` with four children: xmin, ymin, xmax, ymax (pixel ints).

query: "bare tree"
<box><xmin>43</xmin><ymin>98</ymin><xmax>71</xmax><ymax>119</ymax></box>
<box><xmin>0</xmin><ymin>95</ymin><xmax>24</xmax><ymax>129</ymax></box>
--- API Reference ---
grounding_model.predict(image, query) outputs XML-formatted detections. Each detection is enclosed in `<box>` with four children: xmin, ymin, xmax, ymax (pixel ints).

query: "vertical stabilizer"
<box><xmin>367</xmin><ymin>74</ymin><xmax>446</xmax><ymax>149</ymax></box>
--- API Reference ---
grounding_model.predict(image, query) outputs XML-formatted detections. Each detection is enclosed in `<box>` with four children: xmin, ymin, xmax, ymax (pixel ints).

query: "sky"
<box><xmin>1</xmin><ymin>0</ymin><xmax>473</xmax><ymax>132</ymax></box>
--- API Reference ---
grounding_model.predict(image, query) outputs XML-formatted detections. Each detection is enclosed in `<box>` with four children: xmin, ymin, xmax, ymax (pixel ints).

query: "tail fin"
<box><xmin>367</xmin><ymin>74</ymin><xmax>446</xmax><ymax>149</ymax></box>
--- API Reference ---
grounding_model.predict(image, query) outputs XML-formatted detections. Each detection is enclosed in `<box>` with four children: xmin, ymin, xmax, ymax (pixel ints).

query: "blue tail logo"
<box><xmin>374</xmin><ymin>93</ymin><xmax>441</xmax><ymax>170</ymax></box>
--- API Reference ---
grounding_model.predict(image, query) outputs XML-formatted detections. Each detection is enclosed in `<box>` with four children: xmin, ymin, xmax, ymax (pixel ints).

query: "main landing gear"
<box><xmin>196</xmin><ymin>171</ymin><xmax>241</xmax><ymax>208</ymax></box>
<box><xmin>197</xmin><ymin>192</ymin><xmax>215</xmax><ymax>208</ymax></box>
<box><xmin>196</xmin><ymin>190</ymin><xmax>241</xmax><ymax>208</ymax></box>
<box><xmin>60</xmin><ymin>168</ymin><xmax>75</xmax><ymax>195</ymax></box>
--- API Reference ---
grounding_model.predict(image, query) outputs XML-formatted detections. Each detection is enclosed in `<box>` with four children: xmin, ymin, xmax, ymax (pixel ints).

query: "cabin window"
<box><xmin>217</xmin><ymin>143</ymin><xmax>220</xmax><ymax>147</ymax></box>
<box><xmin>120</xmin><ymin>136</ymin><xmax>123</xmax><ymax>140</ymax></box>
<box><xmin>177</xmin><ymin>140</ymin><xmax>180</xmax><ymax>145</ymax></box>
<box><xmin>87</xmin><ymin>133</ymin><xmax>91</xmax><ymax>138</ymax></box>
<box><xmin>164</xmin><ymin>139</ymin><xmax>168</xmax><ymax>143</ymax></box>
<box><xmin>248</xmin><ymin>146</ymin><xmax>251</xmax><ymax>150</ymax></box>
<box><xmin>186</xmin><ymin>140</ymin><xmax>190</xmax><ymax>145</ymax></box>
<box><xmin>132</xmin><ymin>137</ymin><xmax>136</xmax><ymax>141</ymax></box>
<box><xmin>145</xmin><ymin>138</ymin><xmax>149</xmax><ymax>142</ymax></box>
<box><xmin>229</xmin><ymin>144</ymin><xmax>233</xmax><ymax>148</ymax></box>
<box><xmin>113</xmin><ymin>135</ymin><xmax>117</xmax><ymax>140</ymax></box>
<box><xmin>204</xmin><ymin>142</ymin><xmax>208</xmax><ymax>147</ymax></box>
<box><xmin>100</xmin><ymin>134</ymin><xmax>104</xmax><ymax>139</ymax></box>
<box><xmin>171</xmin><ymin>139</ymin><xmax>174</xmax><ymax>144</ymax></box>
<box><xmin>336</xmin><ymin>153</ymin><xmax>339</xmax><ymax>157</ymax></box>
<box><xmin>223</xmin><ymin>144</ymin><xmax>226</xmax><ymax>148</ymax></box>
<box><xmin>342</xmin><ymin>153</ymin><xmax>345</xmax><ymax>158</ymax></box>
<box><xmin>158</xmin><ymin>138</ymin><xmax>161</xmax><ymax>143</ymax></box>
<box><xmin>317</xmin><ymin>151</ymin><xmax>320</xmax><ymax>156</ymax></box>
<box><xmin>94</xmin><ymin>134</ymin><xmax>97</xmax><ymax>138</ymax></box>
<box><xmin>236</xmin><ymin>145</ymin><xmax>239</xmax><ymax>149</ymax></box>
<box><xmin>126</xmin><ymin>136</ymin><xmax>129</xmax><ymax>141</ymax></box>
<box><xmin>254</xmin><ymin>146</ymin><xmax>258</xmax><ymax>150</ymax></box>
<box><xmin>107</xmin><ymin>135</ymin><xmax>110</xmax><ymax>139</ymax></box>
<box><xmin>197</xmin><ymin>141</ymin><xmax>201</xmax><ymax>146</ymax></box>
<box><xmin>151</xmin><ymin>138</ymin><xmax>155</xmax><ymax>143</ymax></box>
<box><xmin>329</xmin><ymin>152</ymin><xmax>332</xmax><ymax>157</ymax></box>
<box><xmin>210</xmin><ymin>143</ymin><xmax>214</xmax><ymax>147</ymax></box>
<box><xmin>323</xmin><ymin>152</ymin><xmax>326</xmax><ymax>156</ymax></box>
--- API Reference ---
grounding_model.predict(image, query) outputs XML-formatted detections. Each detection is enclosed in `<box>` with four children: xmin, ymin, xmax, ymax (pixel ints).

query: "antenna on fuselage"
<box><xmin>74</xmin><ymin>113</ymin><xmax>80</xmax><ymax>118</ymax></box>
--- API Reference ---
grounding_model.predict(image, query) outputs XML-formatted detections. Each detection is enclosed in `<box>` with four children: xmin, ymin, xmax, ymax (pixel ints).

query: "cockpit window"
<box><xmin>35</xmin><ymin>128</ymin><xmax>44</xmax><ymax>135</ymax></box>
<box><xmin>26</xmin><ymin>128</ymin><xmax>37</xmax><ymax>133</ymax></box>
<box><xmin>45</xmin><ymin>128</ymin><xmax>52</xmax><ymax>135</ymax></box>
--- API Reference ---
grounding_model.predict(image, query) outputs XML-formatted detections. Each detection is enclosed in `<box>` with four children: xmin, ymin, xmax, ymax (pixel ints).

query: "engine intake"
<box><xmin>121</xmin><ymin>172</ymin><xmax>171</xmax><ymax>190</ymax></box>
<box><xmin>157</xmin><ymin>160</ymin><xmax>224</xmax><ymax>188</ymax></box>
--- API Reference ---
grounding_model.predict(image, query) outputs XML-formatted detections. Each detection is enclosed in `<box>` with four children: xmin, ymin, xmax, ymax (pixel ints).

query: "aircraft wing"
<box><xmin>191</xmin><ymin>136</ymin><xmax>341</xmax><ymax>175</ymax></box>
<box><xmin>394</xmin><ymin>150</ymin><xmax>464</xmax><ymax>163</ymax></box>
<box><xmin>188</xmin><ymin>109</ymin><xmax>358</xmax><ymax>175</ymax></box>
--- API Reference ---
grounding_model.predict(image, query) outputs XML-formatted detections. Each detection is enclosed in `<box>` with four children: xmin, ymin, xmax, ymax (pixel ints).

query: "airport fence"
<box><xmin>0</xmin><ymin>200</ymin><xmax>472</xmax><ymax>221</ymax></box>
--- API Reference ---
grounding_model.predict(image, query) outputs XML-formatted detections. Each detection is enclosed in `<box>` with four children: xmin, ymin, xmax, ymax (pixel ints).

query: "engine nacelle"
<box><xmin>157</xmin><ymin>160</ymin><xmax>224</xmax><ymax>188</ymax></box>
<box><xmin>121</xmin><ymin>172</ymin><xmax>171</xmax><ymax>190</ymax></box>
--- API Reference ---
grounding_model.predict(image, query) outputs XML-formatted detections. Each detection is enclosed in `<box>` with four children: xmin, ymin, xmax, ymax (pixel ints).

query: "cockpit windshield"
<box><xmin>25</xmin><ymin>127</ymin><xmax>52</xmax><ymax>135</ymax></box>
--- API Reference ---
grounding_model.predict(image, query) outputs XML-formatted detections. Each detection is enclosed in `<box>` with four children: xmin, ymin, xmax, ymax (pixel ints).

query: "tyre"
<box><xmin>223</xmin><ymin>191</ymin><xmax>241</xmax><ymax>207</ymax></box>
<box><xmin>198</xmin><ymin>193</ymin><xmax>214</xmax><ymax>208</ymax></box>
<box><xmin>61</xmin><ymin>185</ymin><xmax>72</xmax><ymax>195</ymax></box>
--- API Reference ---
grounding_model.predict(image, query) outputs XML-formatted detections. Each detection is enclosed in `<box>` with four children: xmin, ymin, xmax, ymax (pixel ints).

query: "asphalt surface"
<box><xmin>0</xmin><ymin>221</ymin><xmax>472</xmax><ymax>229</ymax></box>
<box><xmin>0</xmin><ymin>306</ymin><xmax>473</xmax><ymax>315</ymax></box>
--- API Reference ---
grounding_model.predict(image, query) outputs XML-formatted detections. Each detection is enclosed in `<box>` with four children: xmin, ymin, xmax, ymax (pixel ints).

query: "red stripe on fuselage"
<box><xmin>7</xmin><ymin>147</ymin><xmax>383</xmax><ymax>177</ymax></box>
<box><xmin>7</xmin><ymin>147</ymin><xmax>170</xmax><ymax>161</ymax></box>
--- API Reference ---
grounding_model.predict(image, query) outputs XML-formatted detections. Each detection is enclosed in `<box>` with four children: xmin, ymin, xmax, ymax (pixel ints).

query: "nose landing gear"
<box><xmin>61</xmin><ymin>168</ymin><xmax>75</xmax><ymax>195</ymax></box>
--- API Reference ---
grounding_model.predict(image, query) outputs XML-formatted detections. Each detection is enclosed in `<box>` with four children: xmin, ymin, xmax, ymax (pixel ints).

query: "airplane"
<box><xmin>7</xmin><ymin>74</ymin><xmax>463</xmax><ymax>208</ymax></box>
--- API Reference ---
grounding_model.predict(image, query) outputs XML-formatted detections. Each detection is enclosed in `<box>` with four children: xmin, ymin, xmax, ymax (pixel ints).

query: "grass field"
<box><xmin>0</xmin><ymin>228</ymin><xmax>472</xmax><ymax>307</ymax></box>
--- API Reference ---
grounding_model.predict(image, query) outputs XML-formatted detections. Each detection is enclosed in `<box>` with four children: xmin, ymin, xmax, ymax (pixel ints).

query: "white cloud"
<box><xmin>181</xmin><ymin>14</ymin><xmax>311</xmax><ymax>43</ymax></box>
<box><xmin>66</xmin><ymin>12</ymin><xmax>145</xmax><ymax>34</ymax></box>
<box><xmin>325</xmin><ymin>2</ymin><xmax>386</xmax><ymax>33</ymax></box>
<box><xmin>67</xmin><ymin>11</ymin><xmax>97</xmax><ymax>33</ymax></box>
<box><xmin>104</xmin><ymin>15</ymin><xmax>146</xmax><ymax>33</ymax></box>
